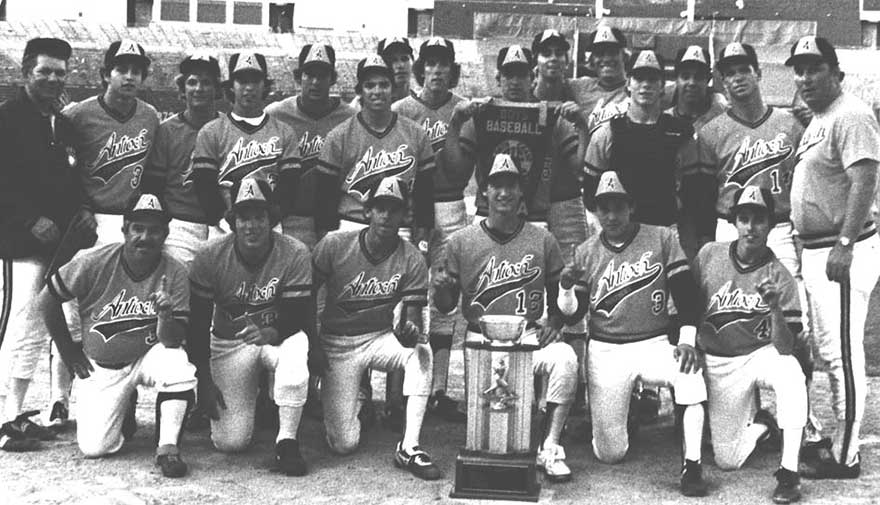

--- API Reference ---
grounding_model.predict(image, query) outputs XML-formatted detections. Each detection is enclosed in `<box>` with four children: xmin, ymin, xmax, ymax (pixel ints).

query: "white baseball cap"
<box><xmin>368</xmin><ymin>176</ymin><xmax>407</xmax><ymax>205</ymax></box>
<box><xmin>233</xmin><ymin>178</ymin><xmax>270</xmax><ymax>209</ymax></box>
<box><xmin>594</xmin><ymin>171</ymin><xmax>630</xmax><ymax>200</ymax></box>
<box><xmin>487</xmin><ymin>153</ymin><xmax>520</xmax><ymax>180</ymax></box>
<box><xmin>125</xmin><ymin>193</ymin><xmax>170</xmax><ymax>222</ymax></box>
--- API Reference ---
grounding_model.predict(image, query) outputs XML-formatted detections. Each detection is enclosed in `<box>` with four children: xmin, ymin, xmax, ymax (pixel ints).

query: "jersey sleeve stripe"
<box><xmin>584</xmin><ymin>162</ymin><xmax>603</xmax><ymax>177</ymax></box>
<box><xmin>192</xmin><ymin>157</ymin><xmax>218</xmax><ymax>167</ymax></box>
<box><xmin>281</xmin><ymin>291</ymin><xmax>310</xmax><ymax>299</ymax></box>
<box><xmin>402</xmin><ymin>298</ymin><xmax>428</xmax><ymax>307</ymax></box>
<box><xmin>559</xmin><ymin>136</ymin><xmax>578</xmax><ymax>151</ymax></box>
<box><xmin>47</xmin><ymin>274</ymin><xmax>72</xmax><ymax>302</ymax></box>
<box><xmin>172</xmin><ymin>310</ymin><xmax>190</xmax><ymax>318</ymax></box>
<box><xmin>401</xmin><ymin>289</ymin><xmax>428</xmax><ymax>298</ymax></box>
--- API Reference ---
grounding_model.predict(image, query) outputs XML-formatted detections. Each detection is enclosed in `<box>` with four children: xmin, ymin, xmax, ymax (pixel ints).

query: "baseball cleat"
<box><xmin>754</xmin><ymin>409</ymin><xmax>782</xmax><ymax>452</ymax></box>
<box><xmin>772</xmin><ymin>467</ymin><xmax>801</xmax><ymax>503</ymax></box>
<box><xmin>428</xmin><ymin>391</ymin><xmax>466</xmax><ymax>423</ymax></box>
<box><xmin>48</xmin><ymin>401</ymin><xmax>72</xmax><ymax>432</ymax></box>
<box><xmin>801</xmin><ymin>458</ymin><xmax>860</xmax><ymax>480</ymax></box>
<box><xmin>393</xmin><ymin>442</ymin><xmax>442</xmax><ymax>480</ymax></box>
<box><xmin>680</xmin><ymin>459</ymin><xmax>709</xmax><ymax>497</ymax></box>
<box><xmin>9</xmin><ymin>410</ymin><xmax>56</xmax><ymax>441</ymax></box>
<box><xmin>156</xmin><ymin>445</ymin><xmax>188</xmax><ymax>478</ymax></box>
<box><xmin>537</xmin><ymin>443</ymin><xmax>572</xmax><ymax>482</ymax></box>
<box><xmin>275</xmin><ymin>439</ymin><xmax>307</xmax><ymax>476</ymax></box>
<box><xmin>0</xmin><ymin>421</ymin><xmax>40</xmax><ymax>452</ymax></box>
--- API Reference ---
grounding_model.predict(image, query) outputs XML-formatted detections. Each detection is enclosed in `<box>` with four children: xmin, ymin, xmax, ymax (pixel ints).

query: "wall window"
<box><xmin>407</xmin><ymin>8</ymin><xmax>433</xmax><ymax>37</ymax></box>
<box><xmin>161</xmin><ymin>0</ymin><xmax>189</xmax><ymax>21</ymax></box>
<box><xmin>198</xmin><ymin>0</ymin><xmax>226</xmax><ymax>23</ymax></box>
<box><xmin>269</xmin><ymin>3</ymin><xmax>294</xmax><ymax>33</ymax></box>
<box><xmin>233</xmin><ymin>1</ymin><xmax>262</xmax><ymax>25</ymax></box>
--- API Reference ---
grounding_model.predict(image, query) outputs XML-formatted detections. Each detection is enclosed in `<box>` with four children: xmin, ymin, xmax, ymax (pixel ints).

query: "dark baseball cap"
<box><xmin>730</xmin><ymin>186</ymin><xmax>775</xmax><ymax>220</ymax></box>
<box><xmin>785</xmin><ymin>36</ymin><xmax>838</xmax><ymax>67</ymax></box>
<box><xmin>23</xmin><ymin>37</ymin><xmax>71</xmax><ymax>62</ymax></box>
<box><xmin>298</xmin><ymin>44</ymin><xmax>336</xmax><ymax>71</ymax></box>
<box><xmin>497</xmin><ymin>45</ymin><xmax>534</xmax><ymax>72</ymax></box>
<box><xmin>104</xmin><ymin>39</ymin><xmax>150</xmax><ymax>71</ymax></box>
<box><xmin>377</xmin><ymin>37</ymin><xmax>413</xmax><ymax>58</ymax></box>
<box><xmin>532</xmin><ymin>29</ymin><xmax>570</xmax><ymax>55</ymax></box>
<box><xmin>125</xmin><ymin>193</ymin><xmax>171</xmax><ymax>223</ymax></box>
<box><xmin>674</xmin><ymin>45</ymin><xmax>711</xmax><ymax>73</ymax></box>
<box><xmin>418</xmin><ymin>37</ymin><xmax>455</xmax><ymax>63</ymax></box>
<box><xmin>179</xmin><ymin>51</ymin><xmax>221</xmax><ymax>80</ymax></box>
<box><xmin>228</xmin><ymin>52</ymin><xmax>268</xmax><ymax>79</ymax></box>
<box><xmin>356</xmin><ymin>54</ymin><xmax>394</xmax><ymax>83</ymax></box>
<box><xmin>716</xmin><ymin>42</ymin><xmax>759</xmax><ymax>71</ymax></box>
<box><xmin>586</xmin><ymin>25</ymin><xmax>626</xmax><ymax>50</ymax></box>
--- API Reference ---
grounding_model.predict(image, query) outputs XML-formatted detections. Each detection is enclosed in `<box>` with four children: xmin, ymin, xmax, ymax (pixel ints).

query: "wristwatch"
<box><xmin>838</xmin><ymin>236</ymin><xmax>853</xmax><ymax>248</ymax></box>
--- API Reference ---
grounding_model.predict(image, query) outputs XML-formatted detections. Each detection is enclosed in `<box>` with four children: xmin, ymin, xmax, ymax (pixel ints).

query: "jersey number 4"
<box><xmin>515</xmin><ymin>290</ymin><xmax>542</xmax><ymax>315</ymax></box>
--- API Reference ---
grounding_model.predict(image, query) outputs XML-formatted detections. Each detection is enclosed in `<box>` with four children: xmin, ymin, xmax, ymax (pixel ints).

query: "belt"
<box><xmin>466</xmin><ymin>321</ymin><xmax>540</xmax><ymax>334</ymax></box>
<box><xmin>799</xmin><ymin>223</ymin><xmax>876</xmax><ymax>250</ymax></box>
<box><xmin>718</xmin><ymin>212</ymin><xmax>791</xmax><ymax>223</ymax></box>
<box><xmin>95</xmin><ymin>360</ymin><xmax>132</xmax><ymax>370</ymax></box>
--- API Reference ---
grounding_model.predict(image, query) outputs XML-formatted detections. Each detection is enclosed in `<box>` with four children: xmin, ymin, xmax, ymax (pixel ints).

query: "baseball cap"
<box><xmin>630</xmin><ymin>50</ymin><xmax>664</xmax><ymax>76</ymax></box>
<box><xmin>228</xmin><ymin>52</ymin><xmax>268</xmax><ymax>79</ymax></box>
<box><xmin>496</xmin><ymin>45</ymin><xmax>533</xmax><ymax>72</ymax></box>
<box><xmin>104</xmin><ymin>39</ymin><xmax>150</xmax><ymax>71</ymax></box>
<box><xmin>674</xmin><ymin>45</ymin><xmax>710</xmax><ymax>73</ymax></box>
<box><xmin>532</xmin><ymin>29</ymin><xmax>570</xmax><ymax>55</ymax></box>
<box><xmin>418</xmin><ymin>37</ymin><xmax>455</xmax><ymax>63</ymax></box>
<box><xmin>125</xmin><ymin>193</ymin><xmax>170</xmax><ymax>222</ymax></box>
<box><xmin>179</xmin><ymin>50</ymin><xmax>221</xmax><ymax>80</ymax></box>
<box><xmin>23</xmin><ymin>37</ymin><xmax>71</xmax><ymax>62</ymax></box>
<box><xmin>717</xmin><ymin>42</ymin><xmax>759</xmax><ymax>71</ymax></box>
<box><xmin>377</xmin><ymin>37</ymin><xmax>413</xmax><ymax>58</ymax></box>
<box><xmin>232</xmin><ymin>178</ymin><xmax>272</xmax><ymax>210</ymax></box>
<box><xmin>368</xmin><ymin>176</ymin><xmax>408</xmax><ymax>206</ymax></box>
<box><xmin>356</xmin><ymin>54</ymin><xmax>394</xmax><ymax>83</ymax></box>
<box><xmin>730</xmin><ymin>186</ymin><xmax>775</xmax><ymax>219</ymax></box>
<box><xmin>785</xmin><ymin>36</ymin><xmax>838</xmax><ymax>67</ymax></box>
<box><xmin>298</xmin><ymin>44</ymin><xmax>336</xmax><ymax>71</ymax></box>
<box><xmin>586</xmin><ymin>25</ymin><xmax>626</xmax><ymax>51</ymax></box>
<box><xmin>594</xmin><ymin>171</ymin><xmax>630</xmax><ymax>201</ymax></box>
<box><xmin>487</xmin><ymin>153</ymin><xmax>521</xmax><ymax>181</ymax></box>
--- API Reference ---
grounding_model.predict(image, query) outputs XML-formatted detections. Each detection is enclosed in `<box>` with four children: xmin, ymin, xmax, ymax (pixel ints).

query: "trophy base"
<box><xmin>450</xmin><ymin>449</ymin><xmax>540</xmax><ymax>502</ymax></box>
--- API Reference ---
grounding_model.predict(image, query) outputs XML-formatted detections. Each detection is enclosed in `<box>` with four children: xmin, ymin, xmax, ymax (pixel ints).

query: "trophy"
<box><xmin>450</xmin><ymin>315</ymin><xmax>541</xmax><ymax>501</ymax></box>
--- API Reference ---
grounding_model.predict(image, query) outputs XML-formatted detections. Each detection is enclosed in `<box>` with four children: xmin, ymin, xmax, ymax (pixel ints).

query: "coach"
<box><xmin>787</xmin><ymin>36</ymin><xmax>880</xmax><ymax>479</ymax></box>
<box><xmin>0</xmin><ymin>38</ymin><xmax>96</xmax><ymax>451</ymax></box>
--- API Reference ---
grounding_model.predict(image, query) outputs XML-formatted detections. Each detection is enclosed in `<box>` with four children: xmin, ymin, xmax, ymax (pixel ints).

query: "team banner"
<box><xmin>473</xmin><ymin>100</ymin><xmax>561</xmax><ymax>217</ymax></box>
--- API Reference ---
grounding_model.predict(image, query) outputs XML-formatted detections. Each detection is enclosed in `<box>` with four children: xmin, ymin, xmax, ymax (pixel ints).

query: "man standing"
<box><xmin>569</xmin><ymin>26</ymin><xmax>630</xmax><ymax>132</ymax></box>
<box><xmin>36</xmin><ymin>194</ymin><xmax>196</xmax><ymax>477</ymax></box>
<box><xmin>380</xmin><ymin>37</ymin><xmax>415</xmax><ymax>104</ymax></box>
<box><xmin>312</xmin><ymin>176</ymin><xmax>441</xmax><ymax>480</ymax></box>
<box><xmin>144</xmin><ymin>52</ymin><xmax>222</xmax><ymax>265</ymax></box>
<box><xmin>435</xmin><ymin>154</ymin><xmax>579</xmax><ymax>483</ymax></box>
<box><xmin>787</xmin><ymin>36</ymin><xmax>880</xmax><ymax>479</ymax></box>
<box><xmin>266</xmin><ymin>43</ymin><xmax>357</xmax><ymax>250</ymax></box>
<box><xmin>392</xmin><ymin>37</ymin><xmax>475</xmax><ymax>421</ymax></box>
<box><xmin>0</xmin><ymin>38</ymin><xmax>97</xmax><ymax>450</ymax></box>
<box><xmin>666</xmin><ymin>45</ymin><xmax>727</xmax><ymax>133</ymax></box>
<box><xmin>188</xmin><ymin>179</ymin><xmax>312</xmax><ymax>475</ymax></box>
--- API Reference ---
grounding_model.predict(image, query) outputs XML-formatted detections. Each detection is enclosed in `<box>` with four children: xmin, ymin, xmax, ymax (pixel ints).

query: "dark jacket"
<box><xmin>0</xmin><ymin>87</ymin><xmax>85</xmax><ymax>259</ymax></box>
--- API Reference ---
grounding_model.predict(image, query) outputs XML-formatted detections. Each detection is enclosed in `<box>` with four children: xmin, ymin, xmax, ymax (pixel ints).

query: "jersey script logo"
<box><xmin>472</xmin><ymin>255</ymin><xmax>540</xmax><ymax>310</ymax></box>
<box><xmin>795</xmin><ymin>126</ymin><xmax>827</xmax><ymax>159</ymax></box>
<box><xmin>727</xmin><ymin>134</ymin><xmax>792</xmax><ymax>188</ymax></box>
<box><xmin>337</xmin><ymin>272</ymin><xmax>401</xmax><ymax>313</ymax></box>
<box><xmin>90</xmin><ymin>290</ymin><xmax>157</xmax><ymax>342</ymax></box>
<box><xmin>299</xmin><ymin>131</ymin><xmax>325</xmax><ymax>164</ymax></box>
<box><xmin>218</xmin><ymin>136</ymin><xmax>282</xmax><ymax>185</ymax></box>
<box><xmin>705</xmin><ymin>281</ymin><xmax>769</xmax><ymax>331</ymax></box>
<box><xmin>345</xmin><ymin>145</ymin><xmax>414</xmax><ymax>199</ymax></box>
<box><xmin>421</xmin><ymin>118</ymin><xmax>448</xmax><ymax>151</ymax></box>
<box><xmin>592</xmin><ymin>252</ymin><xmax>662</xmax><ymax>316</ymax></box>
<box><xmin>91</xmin><ymin>129</ymin><xmax>150</xmax><ymax>183</ymax></box>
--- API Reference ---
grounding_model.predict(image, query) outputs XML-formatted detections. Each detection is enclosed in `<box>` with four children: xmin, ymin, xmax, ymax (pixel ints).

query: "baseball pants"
<box><xmin>705</xmin><ymin>345</ymin><xmax>807</xmax><ymax>470</ymax></box>
<box><xmin>321</xmin><ymin>330</ymin><xmax>433</xmax><ymax>454</ymax></box>
<box><xmin>588</xmin><ymin>335</ymin><xmax>707</xmax><ymax>463</ymax></box>
<box><xmin>0</xmin><ymin>257</ymin><xmax>47</xmax><ymax>397</ymax></box>
<box><xmin>209</xmin><ymin>331</ymin><xmax>309</xmax><ymax>452</ymax></box>
<box><xmin>164</xmin><ymin>218</ymin><xmax>209</xmax><ymax>267</ymax></box>
<box><xmin>801</xmin><ymin>233</ymin><xmax>880</xmax><ymax>466</ymax></box>
<box><xmin>76</xmin><ymin>343</ymin><xmax>197</xmax><ymax>458</ymax></box>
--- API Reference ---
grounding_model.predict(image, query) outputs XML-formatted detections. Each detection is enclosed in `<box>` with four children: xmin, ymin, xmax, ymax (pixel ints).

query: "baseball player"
<box><xmin>693</xmin><ymin>186</ymin><xmax>806</xmax><ymax>504</ymax></box>
<box><xmin>188</xmin><ymin>179</ymin><xmax>312</xmax><ymax>475</ymax></box>
<box><xmin>34</xmin><ymin>193</ymin><xmax>196</xmax><ymax>477</ymax></box>
<box><xmin>143</xmin><ymin>52</ymin><xmax>222</xmax><ymax>265</ymax></box>
<box><xmin>349</xmin><ymin>37</ymin><xmax>414</xmax><ymax>110</ymax></box>
<box><xmin>312</xmin><ymin>176</ymin><xmax>441</xmax><ymax>480</ymax></box>
<box><xmin>434</xmin><ymin>154</ymin><xmax>578</xmax><ymax>483</ymax></box>
<box><xmin>391</xmin><ymin>37</ymin><xmax>475</xmax><ymax>422</ymax></box>
<box><xmin>666</xmin><ymin>46</ymin><xmax>727</xmax><ymax>132</ymax></box>
<box><xmin>568</xmin><ymin>25</ymin><xmax>630</xmax><ymax>132</ymax></box>
<box><xmin>787</xmin><ymin>36</ymin><xmax>880</xmax><ymax>479</ymax></box>
<box><xmin>0</xmin><ymin>38</ymin><xmax>97</xmax><ymax>451</ymax></box>
<box><xmin>559</xmin><ymin>171</ymin><xmax>708</xmax><ymax>496</ymax></box>
<box><xmin>266</xmin><ymin>43</ymin><xmax>357</xmax><ymax>250</ymax></box>
<box><xmin>190</xmin><ymin>51</ymin><xmax>300</xmax><ymax>226</ymax></box>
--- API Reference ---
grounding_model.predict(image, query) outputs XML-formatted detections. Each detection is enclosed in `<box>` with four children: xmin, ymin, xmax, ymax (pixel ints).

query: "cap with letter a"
<box><xmin>730</xmin><ymin>185</ymin><xmax>775</xmax><ymax>221</ymax></box>
<box><xmin>717</xmin><ymin>42</ymin><xmax>759</xmax><ymax>71</ymax></box>
<box><xmin>125</xmin><ymin>193</ymin><xmax>171</xmax><ymax>222</ymax></box>
<box><xmin>232</xmin><ymin>178</ymin><xmax>273</xmax><ymax>210</ymax></box>
<box><xmin>299</xmin><ymin>43</ymin><xmax>336</xmax><ymax>71</ymax></box>
<box><xmin>179</xmin><ymin>50</ymin><xmax>221</xmax><ymax>80</ymax></box>
<box><xmin>785</xmin><ymin>36</ymin><xmax>838</xmax><ymax>67</ymax></box>
<box><xmin>497</xmin><ymin>45</ymin><xmax>534</xmax><ymax>72</ymax></box>
<box><xmin>377</xmin><ymin>37</ymin><xmax>413</xmax><ymax>58</ymax></box>
<box><xmin>419</xmin><ymin>37</ymin><xmax>455</xmax><ymax>63</ymax></box>
<box><xmin>587</xmin><ymin>25</ymin><xmax>626</xmax><ymax>51</ymax></box>
<box><xmin>357</xmin><ymin>53</ymin><xmax>394</xmax><ymax>83</ymax></box>
<box><xmin>368</xmin><ymin>176</ymin><xmax>408</xmax><ymax>206</ymax></box>
<box><xmin>104</xmin><ymin>39</ymin><xmax>150</xmax><ymax>71</ymax></box>
<box><xmin>487</xmin><ymin>153</ymin><xmax>521</xmax><ymax>181</ymax></box>
<box><xmin>594</xmin><ymin>171</ymin><xmax>630</xmax><ymax>201</ymax></box>
<box><xmin>228</xmin><ymin>51</ymin><xmax>268</xmax><ymax>79</ymax></box>
<box><xmin>630</xmin><ymin>49</ymin><xmax>664</xmax><ymax>77</ymax></box>
<box><xmin>674</xmin><ymin>45</ymin><xmax>710</xmax><ymax>73</ymax></box>
<box><xmin>532</xmin><ymin>29</ymin><xmax>570</xmax><ymax>55</ymax></box>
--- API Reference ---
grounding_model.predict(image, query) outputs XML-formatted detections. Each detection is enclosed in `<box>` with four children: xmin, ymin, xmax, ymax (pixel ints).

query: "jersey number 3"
<box><xmin>515</xmin><ymin>290</ymin><xmax>542</xmax><ymax>315</ymax></box>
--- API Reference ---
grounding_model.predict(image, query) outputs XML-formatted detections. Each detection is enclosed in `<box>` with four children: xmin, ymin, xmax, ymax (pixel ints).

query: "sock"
<box><xmin>401</xmin><ymin>395</ymin><xmax>428</xmax><ymax>450</ymax></box>
<box><xmin>276</xmin><ymin>405</ymin><xmax>303</xmax><ymax>443</ymax></box>
<box><xmin>780</xmin><ymin>429</ymin><xmax>800</xmax><ymax>472</ymax></box>
<box><xmin>50</xmin><ymin>343</ymin><xmax>73</xmax><ymax>405</ymax></box>
<box><xmin>3</xmin><ymin>378</ymin><xmax>30</xmax><ymax>422</ymax></box>
<box><xmin>682</xmin><ymin>404</ymin><xmax>705</xmax><ymax>463</ymax></box>
<box><xmin>542</xmin><ymin>402</ymin><xmax>571</xmax><ymax>448</ymax></box>
<box><xmin>157</xmin><ymin>399</ymin><xmax>187</xmax><ymax>447</ymax></box>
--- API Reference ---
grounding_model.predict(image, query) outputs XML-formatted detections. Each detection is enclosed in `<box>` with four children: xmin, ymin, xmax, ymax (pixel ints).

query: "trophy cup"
<box><xmin>450</xmin><ymin>315</ymin><xmax>541</xmax><ymax>501</ymax></box>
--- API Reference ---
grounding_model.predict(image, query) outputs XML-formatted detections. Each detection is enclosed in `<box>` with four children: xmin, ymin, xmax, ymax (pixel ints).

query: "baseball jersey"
<box><xmin>791</xmin><ymin>92</ymin><xmax>880</xmax><ymax>237</ymax></box>
<box><xmin>693</xmin><ymin>241</ymin><xmax>801</xmax><ymax>357</ymax></box>
<box><xmin>191</xmin><ymin>112</ymin><xmax>300</xmax><ymax>192</ymax></box>
<box><xmin>572</xmin><ymin>224</ymin><xmax>689</xmax><ymax>343</ymax></box>
<box><xmin>317</xmin><ymin>113</ymin><xmax>435</xmax><ymax>226</ymax></box>
<box><xmin>665</xmin><ymin>92</ymin><xmax>728</xmax><ymax>133</ymax></box>
<box><xmin>65</xmin><ymin>96</ymin><xmax>159</xmax><ymax>214</ymax></box>
<box><xmin>568</xmin><ymin>77</ymin><xmax>629</xmax><ymax>133</ymax></box>
<box><xmin>695</xmin><ymin>108</ymin><xmax>803</xmax><ymax>220</ymax></box>
<box><xmin>445</xmin><ymin>220</ymin><xmax>564</xmax><ymax>325</ymax></box>
<box><xmin>189</xmin><ymin>232</ymin><xmax>312</xmax><ymax>340</ymax></box>
<box><xmin>146</xmin><ymin>112</ymin><xmax>217</xmax><ymax>223</ymax></box>
<box><xmin>313</xmin><ymin>229</ymin><xmax>428</xmax><ymax>335</ymax></box>
<box><xmin>392</xmin><ymin>91</ymin><xmax>477</xmax><ymax>202</ymax></box>
<box><xmin>265</xmin><ymin>96</ymin><xmax>357</xmax><ymax>216</ymax></box>
<box><xmin>47</xmin><ymin>243</ymin><xmax>189</xmax><ymax>364</ymax></box>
